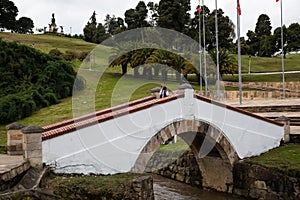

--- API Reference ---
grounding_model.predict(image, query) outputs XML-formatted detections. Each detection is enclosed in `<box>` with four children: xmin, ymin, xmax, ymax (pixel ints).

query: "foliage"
<box><xmin>255</xmin><ymin>14</ymin><xmax>272</xmax><ymax>37</ymax></box>
<box><xmin>209</xmin><ymin>48</ymin><xmax>238</xmax><ymax>76</ymax></box>
<box><xmin>0</xmin><ymin>0</ymin><xmax>18</xmax><ymax>31</ymax></box>
<box><xmin>104</xmin><ymin>14</ymin><xmax>126</xmax><ymax>35</ymax></box>
<box><xmin>124</xmin><ymin>1</ymin><xmax>149</xmax><ymax>30</ymax></box>
<box><xmin>83</xmin><ymin>11</ymin><xmax>110</xmax><ymax>44</ymax></box>
<box><xmin>0</xmin><ymin>39</ymin><xmax>84</xmax><ymax>124</ymax></box>
<box><xmin>245</xmin><ymin>14</ymin><xmax>300</xmax><ymax>57</ymax></box>
<box><xmin>14</xmin><ymin>16</ymin><xmax>34</xmax><ymax>34</ymax></box>
<box><xmin>157</xmin><ymin>0</ymin><xmax>190</xmax><ymax>33</ymax></box>
<box><xmin>286</xmin><ymin>23</ymin><xmax>300</xmax><ymax>52</ymax></box>
<box><xmin>49</xmin><ymin>48</ymin><xmax>63</xmax><ymax>57</ymax></box>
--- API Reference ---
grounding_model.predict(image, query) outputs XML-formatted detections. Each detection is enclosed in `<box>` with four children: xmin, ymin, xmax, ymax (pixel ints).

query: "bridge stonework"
<box><xmin>132</xmin><ymin>119</ymin><xmax>239</xmax><ymax>193</ymax></box>
<box><xmin>132</xmin><ymin>119</ymin><xmax>239</xmax><ymax>173</ymax></box>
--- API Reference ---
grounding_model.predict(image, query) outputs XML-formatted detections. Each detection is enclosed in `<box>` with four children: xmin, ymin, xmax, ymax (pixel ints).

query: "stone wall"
<box><xmin>145</xmin><ymin>150</ymin><xmax>202</xmax><ymax>188</ymax></box>
<box><xmin>198</xmin><ymin>156</ymin><xmax>233</xmax><ymax>193</ymax></box>
<box><xmin>233</xmin><ymin>161</ymin><xmax>300</xmax><ymax>200</ymax></box>
<box><xmin>147</xmin><ymin>148</ymin><xmax>300</xmax><ymax>199</ymax></box>
<box><xmin>223</xmin><ymin>81</ymin><xmax>300</xmax><ymax>100</ymax></box>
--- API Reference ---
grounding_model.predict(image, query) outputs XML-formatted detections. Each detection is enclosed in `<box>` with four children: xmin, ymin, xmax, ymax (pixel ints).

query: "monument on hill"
<box><xmin>49</xmin><ymin>13</ymin><xmax>57</xmax><ymax>33</ymax></box>
<box><xmin>47</xmin><ymin>13</ymin><xmax>64</xmax><ymax>35</ymax></box>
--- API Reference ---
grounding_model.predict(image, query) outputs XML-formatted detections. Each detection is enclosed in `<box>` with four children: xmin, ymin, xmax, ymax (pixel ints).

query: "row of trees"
<box><xmin>0</xmin><ymin>0</ymin><xmax>34</xmax><ymax>33</ymax></box>
<box><xmin>109</xmin><ymin>41</ymin><xmax>237</xmax><ymax>84</ymax></box>
<box><xmin>0</xmin><ymin>39</ymin><xmax>85</xmax><ymax>124</ymax></box>
<box><xmin>83</xmin><ymin>0</ymin><xmax>300</xmax><ymax>57</ymax></box>
<box><xmin>241</xmin><ymin>14</ymin><xmax>300</xmax><ymax>57</ymax></box>
<box><xmin>84</xmin><ymin>0</ymin><xmax>235</xmax><ymax>52</ymax></box>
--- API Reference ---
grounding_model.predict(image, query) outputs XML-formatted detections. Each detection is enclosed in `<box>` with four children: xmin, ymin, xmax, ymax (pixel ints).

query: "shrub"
<box><xmin>49</xmin><ymin>48</ymin><xmax>63</xmax><ymax>57</ymax></box>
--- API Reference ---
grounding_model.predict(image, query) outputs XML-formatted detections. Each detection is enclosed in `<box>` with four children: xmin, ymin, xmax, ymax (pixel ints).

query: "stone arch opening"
<box><xmin>131</xmin><ymin>119</ymin><xmax>239</xmax><ymax>193</ymax></box>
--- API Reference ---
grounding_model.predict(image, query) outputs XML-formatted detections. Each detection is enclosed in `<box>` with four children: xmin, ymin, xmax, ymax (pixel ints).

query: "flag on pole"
<box><xmin>197</xmin><ymin>5</ymin><xmax>202</xmax><ymax>13</ymax></box>
<box><xmin>197</xmin><ymin>1</ymin><xmax>202</xmax><ymax>13</ymax></box>
<box><xmin>276</xmin><ymin>0</ymin><xmax>279</xmax><ymax>2</ymax></box>
<box><xmin>197</xmin><ymin>5</ymin><xmax>201</xmax><ymax>13</ymax></box>
<box><xmin>237</xmin><ymin>0</ymin><xmax>241</xmax><ymax>15</ymax></box>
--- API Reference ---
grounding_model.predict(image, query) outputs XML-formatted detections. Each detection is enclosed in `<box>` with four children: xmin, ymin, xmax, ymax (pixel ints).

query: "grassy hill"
<box><xmin>0</xmin><ymin>32</ymin><xmax>97</xmax><ymax>54</ymax></box>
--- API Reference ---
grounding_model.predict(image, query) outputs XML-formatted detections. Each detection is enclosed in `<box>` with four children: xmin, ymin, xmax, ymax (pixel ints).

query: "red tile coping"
<box><xmin>42</xmin><ymin>95</ymin><xmax>157</xmax><ymax>132</ymax></box>
<box><xmin>42</xmin><ymin>93</ymin><xmax>184</xmax><ymax>141</ymax></box>
<box><xmin>194</xmin><ymin>93</ymin><xmax>284</xmax><ymax>127</ymax></box>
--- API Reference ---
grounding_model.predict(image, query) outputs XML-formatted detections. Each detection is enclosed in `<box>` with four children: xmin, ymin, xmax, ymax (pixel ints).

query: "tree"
<box><xmin>246</xmin><ymin>14</ymin><xmax>273</xmax><ymax>57</ymax></box>
<box><xmin>83</xmin><ymin>11</ymin><xmax>97</xmax><ymax>42</ymax></box>
<box><xmin>157</xmin><ymin>0</ymin><xmax>191</xmax><ymax>33</ymax></box>
<box><xmin>255</xmin><ymin>14</ymin><xmax>272</xmax><ymax>37</ymax></box>
<box><xmin>104</xmin><ymin>14</ymin><xmax>125</xmax><ymax>35</ymax></box>
<box><xmin>287</xmin><ymin>23</ymin><xmax>300</xmax><ymax>52</ymax></box>
<box><xmin>135</xmin><ymin>1</ymin><xmax>148</xmax><ymax>28</ymax></box>
<box><xmin>246</xmin><ymin>30</ymin><xmax>259</xmax><ymax>56</ymax></box>
<box><xmin>109</xmin><ymin>42</ymin><xmax>135</xmax><ymax>75</ymax></box>
<box><xmin>124</xmin><ymin>1</ymin><xmax>149</xmax><ymax>30</ymax></box>
<box><xmin>83</xmin><ymin>11</ymin><xmax>109</xmax><ymax>43</ymax></box>
<box><xmin>95</xmin><ymin>23</ymin><xmax>110</xmax><ymax>43</ymax></box>
<box><xmin>209</xmin><ymin>48</ymin><xmax>237</xmax><ymax>76</ymax></box>
<box><xmin>14</xmin><ymin>17</ymin><xmax>34</xmax><ymax>34</ymax></box>
<box><xmin>0</xmin><ymin>0</ymin><xmax>18</xmax><ymax>31</ymax></box>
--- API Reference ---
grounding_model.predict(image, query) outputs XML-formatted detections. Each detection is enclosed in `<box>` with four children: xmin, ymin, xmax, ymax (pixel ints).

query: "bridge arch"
<box><xmin>132</xmin><ymin>119</ymin><xmax>239</xmax><ymax>192</ymax></box>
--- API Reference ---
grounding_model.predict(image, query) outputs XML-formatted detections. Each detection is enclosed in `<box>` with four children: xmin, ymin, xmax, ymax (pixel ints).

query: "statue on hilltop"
<box><xmin>49</xmin><ymin>13</ymin><xmax>58</xmax><ymax>33</ymax></box>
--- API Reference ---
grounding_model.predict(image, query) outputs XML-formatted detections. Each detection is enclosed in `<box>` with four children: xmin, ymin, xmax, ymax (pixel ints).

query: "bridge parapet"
<box><xmin>42</xmin><ymin>93</ymin><xmax>184</xmax><ymax>141</ymax></box>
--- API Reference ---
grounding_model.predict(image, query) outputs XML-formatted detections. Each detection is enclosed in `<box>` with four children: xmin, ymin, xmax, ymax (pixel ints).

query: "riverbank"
<box><xmin>146</xmin><ymin>140</ymin><xmax>300</xmax><ymax>199</ymax></box>
<box><xmin>0</xmin><ymin>170</ymin><xmax>154</xmax><ymax>200</ymax></box>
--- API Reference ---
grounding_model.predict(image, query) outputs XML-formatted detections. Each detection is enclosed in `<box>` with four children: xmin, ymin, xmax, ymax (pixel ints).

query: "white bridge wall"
<box><xmin>42</xmin><ymin>89</ymin><xmax>284</xmax><ymax>174</ymax></box>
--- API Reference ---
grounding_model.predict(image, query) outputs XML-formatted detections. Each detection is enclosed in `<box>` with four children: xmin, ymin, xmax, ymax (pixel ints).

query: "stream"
<box><xmin>153</xmin><ymin>175</ymin><xmax>246</xmax><ymax>200</ymax></box>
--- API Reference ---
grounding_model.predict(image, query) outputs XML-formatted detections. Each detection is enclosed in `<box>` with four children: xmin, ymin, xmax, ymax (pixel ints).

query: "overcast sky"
<box><xmin>13</xmin><ymin>0</ymin><xmax>299</xmax><ymax>38</ymax></box>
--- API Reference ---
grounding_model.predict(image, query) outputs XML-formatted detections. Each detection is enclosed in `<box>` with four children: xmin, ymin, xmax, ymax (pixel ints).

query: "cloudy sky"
<box><xmin>13</xmin><ymin>0</ymin><xmax>299</xmax><ymax>38</ymax></box>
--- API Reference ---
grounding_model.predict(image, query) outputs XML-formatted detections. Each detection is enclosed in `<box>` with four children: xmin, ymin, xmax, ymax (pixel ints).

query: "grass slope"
<box><xmin>240</xmin><ymin>54</ymin><xmax>300</xmax><ymax>73</ymax></box>
<box><xmin>247</xmin><ymin>144</ymin><xmax>300</xmax><ymax>178</ymax></box>
<box><xmin>0</xmin><ymin>32</ymin><xmax>97</xmax><ymax>53</ymax></box>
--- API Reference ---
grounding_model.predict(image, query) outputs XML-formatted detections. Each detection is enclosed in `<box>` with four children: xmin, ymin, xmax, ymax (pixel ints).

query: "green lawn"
<box><xmin>240</xmin><ymin>54</ymin><xmax>300</xmax><ymax>73</ymax></box>
<box><xmin>247</xmin><ymin>144</ymin><xmax>300</xmax><ymax>178</ymax></box>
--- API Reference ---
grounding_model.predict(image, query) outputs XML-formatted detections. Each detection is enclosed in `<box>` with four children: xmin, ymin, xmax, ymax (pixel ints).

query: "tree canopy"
<box><xmin>0</xmin><ymin>0</ymin><xmax>34</xmax><ymax>33</ymax></box>
<box><xmin>0</xmin><ymin>0</ymin><xmax>18</xmax><ymax>31</ymax></box>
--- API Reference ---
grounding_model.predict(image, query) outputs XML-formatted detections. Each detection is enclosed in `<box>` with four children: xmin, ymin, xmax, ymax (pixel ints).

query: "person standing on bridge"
<box><xmin>159</xmin><ymin>85</ymin><xmax>169</xmax><ymax>98</ymax></box>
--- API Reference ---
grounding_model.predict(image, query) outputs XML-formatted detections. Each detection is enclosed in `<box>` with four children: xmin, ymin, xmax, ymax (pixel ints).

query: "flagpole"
<box><xmin>280</xmin><ymin>0</ymin><xmax>286</xmax><ymax>98</ymax></box>
<box><xmin>237</xmin><ymin>0</ymin><xmax>242</xmax><ymax>105</ymax></box>
<box><xmin>198</xmin><ymin>1</ymin><xmax>203</xmax><ymax>95</ymax></box>
<box><xmin>215</xmin><ymin>0</ymin><xmax>220</xmax><ymax>100</ymax></box>
<box><xmin>202</xmin><ymin>0</ymin><xmax>207</xmax><ymax>96</ymax></box>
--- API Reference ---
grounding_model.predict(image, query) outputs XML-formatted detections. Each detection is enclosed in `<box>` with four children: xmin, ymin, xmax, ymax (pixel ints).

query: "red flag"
<box><xmin>276</xmin><ymin>0</ymin><xmax>279</xmax><ymax>2</ymax></box>
<box><xmin>197</xmin><ymin>5</ymin><xmax>201</xmax><ymax>13</ymax></box>
<box><xmin>237</xmin><ymin>0</ymin><xmax>241</xmax><ymax>15</ymax></box>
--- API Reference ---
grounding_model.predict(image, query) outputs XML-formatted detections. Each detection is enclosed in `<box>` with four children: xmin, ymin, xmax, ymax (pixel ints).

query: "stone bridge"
<box><xmin>41</xmin><ymin>87</ymin><xmax>284</xmax><ymax>191</ymax></box>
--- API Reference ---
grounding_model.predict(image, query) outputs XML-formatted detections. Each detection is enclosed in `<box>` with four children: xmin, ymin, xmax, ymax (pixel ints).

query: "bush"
<box><xmin>0</xmin><ymin>40</ymin><xmax>86</xmax><ymax>124</ymax></box>
<box><xmin>49</xmin><ymin>48</ymin><xmax>63</xmax><ymax>57</ymax></box>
